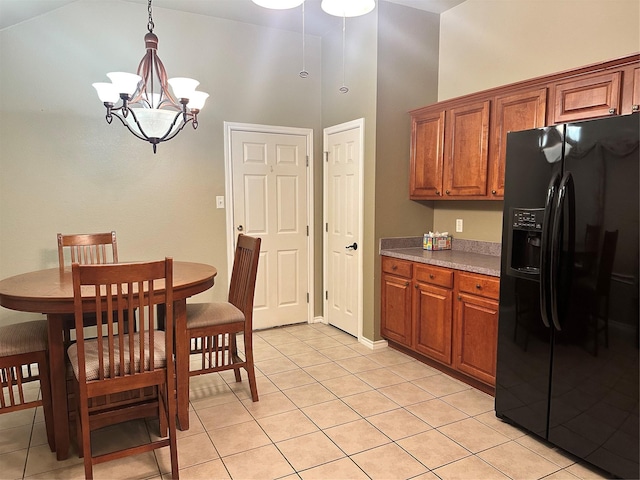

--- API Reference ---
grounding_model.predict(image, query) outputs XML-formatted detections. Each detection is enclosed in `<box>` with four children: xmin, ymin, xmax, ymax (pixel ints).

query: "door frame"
<box><xmin>323</xmin><ymin>118</ymin><xmax>365</xmax><ymax>340</ymax></box>
<box><xmin>223</xmin><ymin>122</ymin><xmax>315</xmax><ymax>325</ymax></box>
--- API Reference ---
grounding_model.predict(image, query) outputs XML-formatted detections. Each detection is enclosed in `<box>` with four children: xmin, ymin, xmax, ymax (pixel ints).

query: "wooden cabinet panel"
<box><xmin>489</xmin><ymin>88</ymin><xmax>547</xmax><ymax>198</ymax></box>
<box><xmin>443</xmin><ymin>101</ymin><xmax>490</xmax><ymax>197</ymax></box>
<box><xmin>382</xmin><ymin>256</ymin><xmax>412</xmax><ymax>278</ymax></box>
<box><xmin>410</xmin><ymin>110</ymin><xmax>445</xmax><ymax>198</ymax></box>
<box><xmin>552</xmin><ymin>71</ymin><xmax>621</xmax><ymax>123</ymax></box>
<box><xmin>414</xmin><ymin>264</ymin><xmax>453</xmax><ymax>289</ymax></box>
<box><xmin>381</xmin><ymin>272</ymin><xmax>412</xmax><ymax>347</ymax></box>
<box><xmin>457</xmin><ymin>271</ymin><xmax>500</xmax><ymax>300</ymax></box>
<box><xmin>414</xmin><ymin>282</ymin><xmax>453</xmax><ymax>364</ymax></box>
<box><xmin>633</xmin><ymin>66</ymin><xmax>640</xmax><ymax>113</ymax></box>
<box><xmin>454</xmin><ymin>292</ymin><xmax>499</xmax><ymax>386</ymax></box>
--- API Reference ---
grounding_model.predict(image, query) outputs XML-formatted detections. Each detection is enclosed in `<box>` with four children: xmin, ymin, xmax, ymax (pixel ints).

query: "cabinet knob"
<box><xmin>458</xmin><ymin>295</ymin><xmax>462</xmax><ymax>300</ymax></box>
<box><xmin>491</xmin><ymin>190</ymin><xmax>497</xmax><ymax>195</ymax></box>
<box><xmin>392</xmin><ymin>265</ymin><xmax>397</xmax><ymax>270</ymax></box>
<box><xmin>406</xmin><ymin>282</ymin><xmax>411</xmax><ymax>287</ymax></box>
<box><xmin>633</xmin><ymin>105</ymin><xmax>639</xmax><ymax>112</ymax></box>
<box><xmin>414</xmin><ymin>283</ymin><xmax>418</xmax><ymax>288</ymax></box>
<box><xmin>435</xmin><ymin>190</ymin><xmax>440</xmax><ymax>195</ymax></box>
<box><xmin>609</xmin><ymin>107</ymin><xmax>616</xmax><ymax>115</ymax></box>
<box><xmin>429</xmin><ymin>274</ymin><xmax>435</xmax><ymax>279</ymax></box>
<box><xmin>445</xmin><ymin>190</ymin><xmax>450</xmax><ymax>195</ymax></box>
<box><xmin>476</xmin><ymin>284</ymin><xmax>482</xmax><ymax>289</ymax></box>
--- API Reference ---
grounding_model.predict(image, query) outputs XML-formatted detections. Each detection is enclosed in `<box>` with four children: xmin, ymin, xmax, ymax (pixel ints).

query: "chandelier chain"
<box><xmin>147</xmin><ymin>0</ymin><xmax>154</xmax><ymax>33</ymax></box>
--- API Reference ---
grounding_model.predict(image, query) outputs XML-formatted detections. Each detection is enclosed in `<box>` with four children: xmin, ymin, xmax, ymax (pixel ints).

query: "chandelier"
<box><xmin>92</xmin><ymin>0</ymin><xmax>208</xmax><ymax>153</ymax></box>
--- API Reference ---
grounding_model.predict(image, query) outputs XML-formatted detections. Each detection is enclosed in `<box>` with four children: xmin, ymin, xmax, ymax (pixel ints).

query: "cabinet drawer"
<box><xmin>415</xmin><ymin>264</ymin><xmax>453</xmax><ymax>289</ymax></box>
<box><xmin>382</xmin><ymin>256</ymin><xmax>412</xmax><ymax>279</ymax></box>
<box><xmin>456</xmin><ymin>272</ymin><xmax>499</xmax><ymax>300</ymax></box>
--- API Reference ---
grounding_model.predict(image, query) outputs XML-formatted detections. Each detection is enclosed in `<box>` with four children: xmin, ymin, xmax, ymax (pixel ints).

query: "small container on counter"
<box><xmin>423</xmin><ymin>232</ymin><xmax>452</xmax><ymax>251</ymax></box>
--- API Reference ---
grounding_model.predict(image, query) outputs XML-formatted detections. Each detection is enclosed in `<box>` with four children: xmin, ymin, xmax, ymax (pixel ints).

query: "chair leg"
<box><xmin>79</xmin><ymin>399</ymin><xmax>93</xmax><ymax>479</ymax></box>
<box><xmin>229</xmin><ymin>334</ymin><xmax>242</xmax><ymax>383</ymax></box>
<box><xmin>243</xmin><ymin>332</ymin><xmax>259</xmax><ymax>402</ymax></box>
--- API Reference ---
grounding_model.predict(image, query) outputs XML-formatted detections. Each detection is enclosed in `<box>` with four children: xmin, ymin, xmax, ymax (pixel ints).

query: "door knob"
<box><xmin>345</xmin><ymin>242</ymin><xmax>358</xmax><ymax>251</ymax></box>
<box><xmin>237</xmin><ymin>225</ymin><xmax>244</xmax><ymax>231</ymax></box>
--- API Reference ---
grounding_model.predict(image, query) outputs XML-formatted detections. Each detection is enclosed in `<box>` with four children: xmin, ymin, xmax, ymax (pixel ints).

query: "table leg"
<box><xmin>174</xmin><ymin>299</ymin><xmax>190</xmax><ymax>430</ymax></box>
<box><xmin>47</xmin><ymin>314</ymin><xmax>70</xmax><ymax>460</ymax></box>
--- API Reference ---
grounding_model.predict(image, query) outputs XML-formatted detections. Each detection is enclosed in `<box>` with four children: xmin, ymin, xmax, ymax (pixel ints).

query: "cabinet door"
<box><xmin>410</xmin><ymin>110</ymin><xmax>445</xmax><ymax>198</ymax></box>
<box><xmin>381</xmin><ymin>273</ymin><xmax>412</xmax><ymax>347</ymax></box>
<box><xmin>551</xmin><ymin>71</ymin><xmax>621</xmax><ymax>123</ymax></box>
<box><xmin>454</xmin><ymin>292</ymin><xmax>498</xmax><ymax>386</ymax></box>
<box><xmin>414</xmin><ymin>282</ymin><xmax>453</xmax><ymax>365</ymax></box>
<box><xmin>443</xmin><ymin>100</ymin><xmax>490</xmax><ymax>197</ymax></box>
<box><xmin>489</xmin><ymin>88</ymin><xmax>547</xmax><ymax>198</ymax></box>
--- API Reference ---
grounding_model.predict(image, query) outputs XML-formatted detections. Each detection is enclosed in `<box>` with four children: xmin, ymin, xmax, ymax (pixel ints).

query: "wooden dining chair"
<box><xmin>178</xmin><ymin>234</ymin><xmax>261</xmax><ymax>429</ymax></box>
<box><xmin>0</xmin><ymin>319</ymin><xmax>55</xmax><ymax>452</ymax></box>
<box><xmin>68</xmin><ymin>258</ymin><xmax>179</xmax><ymax>479</ymax></box>
<box><xmin>57</xmin><ymin>232</ymin><xmax>118</xmax><ymax>269</ymax></box>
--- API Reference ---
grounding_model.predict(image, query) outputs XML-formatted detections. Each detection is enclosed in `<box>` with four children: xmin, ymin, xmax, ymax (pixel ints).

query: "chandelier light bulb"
<box><xmin>321</xmin><ymin>0</ymin><xmax>375</xmax><ymax>17</ymax></box>
<box><xmin>92</xmin><ymin>83</ymin><xmax>119</xmax><ymax>104</ymax></box>
<box><xmin>252</xmin><ymin>0</ymin><xmax>304</xmax><ymax>9</ymax></box>
<box><xmin>106</xmin><ymin>72</ymin><xmax>142</xmax><ymax>96</ymax></box>
<box><xmin>168</xmin><ymin>77</ymin><xmax>200</xmax><ymax>100</ymax></box>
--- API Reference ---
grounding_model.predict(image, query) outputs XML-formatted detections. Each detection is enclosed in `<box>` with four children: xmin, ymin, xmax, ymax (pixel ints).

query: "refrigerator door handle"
<box><xmin>540</xmin><ymin>172</ymin><xmax>561</xmax><ymax>329</ymax></box>
<box><xmin>550</xmin><ymin>171</ymin><xmax>575</xmax><ymax>331</ymax></box>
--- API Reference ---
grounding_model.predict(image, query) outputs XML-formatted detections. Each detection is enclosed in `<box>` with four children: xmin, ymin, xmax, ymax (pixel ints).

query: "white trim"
<box><xmin>223</xmin><ymin>122</ymin><xmax>314</xmax><ymax>325</ymax></box>
<box><xmin>322</xmin><ymin>118</ymin><xmax>365</xmax><ymax>342</ymax></box>
<box><xmin>358</xmin><ymin>336</ymin><xmax>388</xmax><ymax>351</ymax></box>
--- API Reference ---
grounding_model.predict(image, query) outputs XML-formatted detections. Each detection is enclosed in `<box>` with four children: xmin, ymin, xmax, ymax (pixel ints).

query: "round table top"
<box><xmin>0</xmin><ymin>261</ymin><xmax>217</xmax><ymax>314</ymax></box>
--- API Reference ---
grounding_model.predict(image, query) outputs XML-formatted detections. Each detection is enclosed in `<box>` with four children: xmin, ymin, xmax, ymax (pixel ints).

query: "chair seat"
<box><xmin>0</xmin><ymin>320</ymin><xmax>48</xmax><ymax>356</ymax></box>
<box><xmin>186</xmin><ymin>302</ymin><xmax>244</xmax><ymax>329</ymax></box>
<box><xmin>67</xmin><ymin>331</ymin><xmax>166</xmax><ymax>381</ymax></box>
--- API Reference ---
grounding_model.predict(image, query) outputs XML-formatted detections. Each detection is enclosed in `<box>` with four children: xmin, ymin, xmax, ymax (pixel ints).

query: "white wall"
<box><xmin>0</xmin><ymin>1</ymin><xmax>322</xmax><ymax>325</ymax></box>
<box><xmin>434</xmin><ymin>0</ymin><xmax>640</xmax><ymax>243</ymax></box>
<box><xmin>439</xmin><ymin>0</ymin><xmax>640</xmax><ymax>100</ymax></box>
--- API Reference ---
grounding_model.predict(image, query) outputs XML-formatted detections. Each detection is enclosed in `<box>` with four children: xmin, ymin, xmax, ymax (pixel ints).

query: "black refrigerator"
<box><xmin>495</xmin><ymin>114</ymin><xmax>639</xmax><ymax>479</ymax></box>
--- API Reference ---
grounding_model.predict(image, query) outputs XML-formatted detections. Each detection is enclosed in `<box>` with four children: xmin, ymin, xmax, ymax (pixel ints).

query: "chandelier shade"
<box><xmin>321</xmin><ymin>0</ymin><xmax>375</xmax><ymax>17</ymax></box>
<box><xmin>93</xmin><ymin>0</ymin><xmax>207</xmax><ymax>153</ymax></box>
<box><xmin>251</xmin><ymin>0</ymin><xmax>304</xmax><ymax>9</ymax></box>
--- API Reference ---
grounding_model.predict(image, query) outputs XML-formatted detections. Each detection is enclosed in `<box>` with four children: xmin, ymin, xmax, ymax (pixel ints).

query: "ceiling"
<box><xmin>0</xmin><ymin>0</ymin><xmax>466</xmax><ymax>34</ymax></box>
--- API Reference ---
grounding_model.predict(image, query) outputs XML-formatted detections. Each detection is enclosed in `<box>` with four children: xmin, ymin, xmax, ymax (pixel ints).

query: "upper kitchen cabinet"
<box><xmin>489</xmin><ymin>88</ymin><xmax>547</xmax><ymax>198</ymax></box>
<box><xmin>443</xmin><ymin>101</ymin><xmax>490</xmax><ymax>197</ymax></box>
<box><xmin>410</xmin><ymin>110</ymin><xmax>445</xmax><ymax>198</ymax></box>
<box><xmin>409</xmin><ymin>54</ymin><xmax>638</xmax><ymax>202</ymax></box>
<box><xmin>550</xmin><ymin>70</ymin><xmax>622</xmax><ymax>123</ymax></box>
<box><xmin>409</xmin><ymin>100</ymin><xmax>490</xmax><ymax>200</ymax></box>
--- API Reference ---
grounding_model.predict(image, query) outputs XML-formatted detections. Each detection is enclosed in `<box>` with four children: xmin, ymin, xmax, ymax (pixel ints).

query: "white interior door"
<box><xmin>323</xmin><ymin>119</ymin><xmax>364</xmax><ymax>338</ymax></box>
<box><xmin>226</xmin><ymin>124</ymin><xmax>312</xmax><ymax>330</ymax></box>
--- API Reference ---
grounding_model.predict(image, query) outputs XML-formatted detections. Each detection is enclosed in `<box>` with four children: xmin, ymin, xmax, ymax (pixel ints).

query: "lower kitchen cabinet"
<box><xmin>380</xmin><ymin>257</ymin><xmax>413</xmax><ymax>347</ymax></box>
<box><xmin>380</xmin><ymin>256</ymin><xmax>499</xmax><ymax>391</ymax></box>
<box><xmin>454</xmin><ymin>272</ymin><xmax>500</xmax><ymax>386</ymax></box>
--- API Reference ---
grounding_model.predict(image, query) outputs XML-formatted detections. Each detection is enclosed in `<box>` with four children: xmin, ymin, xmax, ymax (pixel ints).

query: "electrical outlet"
<box><xmin>456</xmin><ymin>218</ymin><xmax>463</xmax><ymax>232</ymax></box>
<box><xmin>216</xmin><ymin>196</ymin><xmax>225</xmax><ymax>209</ymax></box>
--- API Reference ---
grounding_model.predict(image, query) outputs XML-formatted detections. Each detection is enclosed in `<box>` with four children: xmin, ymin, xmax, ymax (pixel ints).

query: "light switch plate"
<box><xmin>456</xmin><ymin>218</ymin><xmax>463</xmax><ymax>232</ymax></box>
<box><xmin>216</xmin><ymin>196</ymin><xmax>225</xmax><ymax>209</ymax></box>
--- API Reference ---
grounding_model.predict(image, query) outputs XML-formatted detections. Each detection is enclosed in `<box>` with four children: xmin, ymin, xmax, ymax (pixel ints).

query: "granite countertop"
<box><xmin>380</xmin><ymin>237</ymin><xmax>502</xmax><ymax>277</ymax></box>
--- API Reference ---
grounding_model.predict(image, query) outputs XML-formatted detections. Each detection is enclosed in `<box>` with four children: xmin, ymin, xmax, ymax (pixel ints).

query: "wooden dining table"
<box><xmin>0</xmin><ymin>261</ymin><xmax>216</xmax><ymax>460</ymax></box>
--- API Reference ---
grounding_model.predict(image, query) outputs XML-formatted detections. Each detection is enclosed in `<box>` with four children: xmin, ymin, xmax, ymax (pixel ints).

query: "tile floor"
<box><xmin>0</xmin><ymin>322</ymin><xmax>614</xmax><ymax>479</ymax></box>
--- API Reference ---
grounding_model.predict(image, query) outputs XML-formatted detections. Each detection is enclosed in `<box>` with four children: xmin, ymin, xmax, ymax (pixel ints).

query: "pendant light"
<box><xmin>321</xmin><ymin>0</ymin><xmax>375</xmax><ymax>17</ymax></box>
<box><xmin>92</xmin><ymin>0</ymin><xmax>208</xmax><ymax>153</ymax></box>
<box><xmin>252</xmin><ymin>0</ymin><xmax>304</xmax><ymax>9</ymax></box>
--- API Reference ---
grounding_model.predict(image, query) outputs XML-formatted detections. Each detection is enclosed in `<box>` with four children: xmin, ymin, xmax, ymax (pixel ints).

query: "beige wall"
<box><xmin>434</xmin><ymin>0</ymin><xmax>640</xmax><ymax>244</ymax></box>
<box><xmin>0</xmin><ymin>1</ymin><xmax>323</xmax><ymax>326</ymax></box>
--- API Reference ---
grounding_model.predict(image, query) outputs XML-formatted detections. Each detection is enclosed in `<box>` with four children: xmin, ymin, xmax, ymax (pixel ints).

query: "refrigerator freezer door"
<box><xmin>548</xmin><ymin>114</ymin><xmax>639</xmax><ymax>480</ymax></box>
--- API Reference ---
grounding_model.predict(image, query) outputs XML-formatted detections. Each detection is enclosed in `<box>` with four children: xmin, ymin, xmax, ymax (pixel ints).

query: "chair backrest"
<box><xmin>228</xmin><ymin>234</ymin><xmax>261</xmax><ymax>329</ymax></box>
<box><xmin>70</xmin><ymin>258</ymin><xmax>174</xmax><ymax>387</ymax></box>
<box><xmin>596</xmin><ymin>230</ymin><xmax>618</xmax><ymax>295</ymax></box>
<box><xmin>58</xmin><ymin>232</ymin><xmax>118</xmax><ymax>270</ymax></box>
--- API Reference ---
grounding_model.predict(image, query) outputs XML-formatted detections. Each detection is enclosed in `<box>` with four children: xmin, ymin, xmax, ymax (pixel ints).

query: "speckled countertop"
<box><xmin>380</xmin><ymin>237</ymin><xmax>502</xmax><ymax>277</ymax></box>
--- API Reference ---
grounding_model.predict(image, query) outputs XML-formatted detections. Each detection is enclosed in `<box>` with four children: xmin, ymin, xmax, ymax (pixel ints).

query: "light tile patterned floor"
<box><xmin>0</xmin><ymin>323</ymin><xmax>614</xmax><ymax>479</ymax></box>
